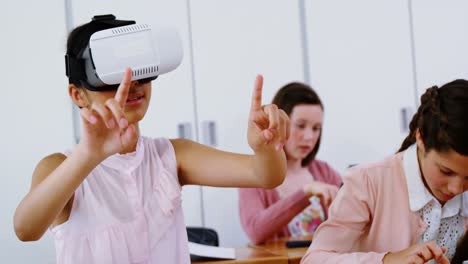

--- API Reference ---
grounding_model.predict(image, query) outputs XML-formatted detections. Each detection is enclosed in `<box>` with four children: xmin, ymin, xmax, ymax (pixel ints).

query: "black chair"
<box><xmin>187</xmin><ymin>227</ymin><xmax>219</xmax><ymax>261</ymax></box>
<box><xmin>187</xmin><ymin>227</ymin><xmax>219</xmax><ymax>246</ymax></box>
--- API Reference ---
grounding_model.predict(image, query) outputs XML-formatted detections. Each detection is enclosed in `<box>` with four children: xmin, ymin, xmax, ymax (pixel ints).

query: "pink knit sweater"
<box><xmin>239</xmin><ymin>160</ymin><xmax>342</xmax><ymax>244</ymax></box>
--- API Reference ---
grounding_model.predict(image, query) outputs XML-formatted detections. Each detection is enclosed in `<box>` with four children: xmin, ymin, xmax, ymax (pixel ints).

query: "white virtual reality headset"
<box><xmin>65</xmin><ymin>14</ymin><xmax>183</xmax><ymax>91</ymax></box>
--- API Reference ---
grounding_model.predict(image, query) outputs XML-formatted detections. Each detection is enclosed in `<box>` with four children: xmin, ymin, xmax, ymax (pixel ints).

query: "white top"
<box><xmin>50</xmin><ymin>137</ymin><xmax>190</xmax><ymax>264</ymax></box>
<box><xmin>403</xmin><ymin>145</ymin><xmax>466</xmax><ymax>261</ymax></box>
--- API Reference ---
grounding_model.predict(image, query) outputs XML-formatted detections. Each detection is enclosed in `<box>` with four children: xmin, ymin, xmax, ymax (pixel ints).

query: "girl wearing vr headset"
<box><xmin>301</xmin><ymin>80</ymin><xmax>468</xmax><ymax>264</ymax></box>
<box><xmin>13</xmin><ymin>16</ymin><xmax>290</xmax><ymax>263</ymax></box>
<box><xmin>239</xmin><ymin>82</ymin><xmax>342</xmax><ymax>245</ymax></box>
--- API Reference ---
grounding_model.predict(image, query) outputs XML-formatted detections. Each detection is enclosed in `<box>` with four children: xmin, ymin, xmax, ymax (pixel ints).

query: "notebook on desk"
<box><xmin>189</xmin><ymin>242</ymin><xmax>236</xmax><ymax>261</ymax></box>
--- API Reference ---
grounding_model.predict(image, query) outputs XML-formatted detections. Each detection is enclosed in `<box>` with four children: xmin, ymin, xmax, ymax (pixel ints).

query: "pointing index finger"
<box><xmin>115</xmin><ymin>68</ymin><xmax>132</xmax><ymax>107</ymax></box>
<box><xmin>250</xmin><ymin>74</ymin><xmax>263</xmax><ymax>112</ymax></box>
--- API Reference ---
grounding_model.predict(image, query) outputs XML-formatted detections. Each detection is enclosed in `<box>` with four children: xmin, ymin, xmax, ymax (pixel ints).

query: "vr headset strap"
<box><xmin>65</xmin><ymin>54</ymin><xmax>86</xmax><ymax>82</ymax></box>
<box><xmin>91</xmin><ymin>14</ymin><xmax>135</xmax><ymax>28</ymax></box>
<box><xmin>65</xmin><ymin>14</ymin><xmax>135</xmax><ymax>85</ymax></box>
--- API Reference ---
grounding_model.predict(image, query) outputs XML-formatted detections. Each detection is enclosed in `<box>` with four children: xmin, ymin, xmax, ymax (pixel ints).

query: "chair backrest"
<box><xmin>187</xmin><ymin>227</ymin><xmax>219</xmax><ymax>246</ymax></box>
<box><xmin>187</xmin><ymin>227</ymin><xmax>220</xmax><ymax>261</ymax></box>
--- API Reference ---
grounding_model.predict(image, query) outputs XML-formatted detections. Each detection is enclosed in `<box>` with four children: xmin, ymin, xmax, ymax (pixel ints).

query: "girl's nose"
<box><xmin>447</xmin><ymin>178</ymin><xmax>464</xmax><ymax>196</ymax></box>
<box><xmin>303</xmin><ymin>129</ymin><xmax>314</xmax><ymax>140</ymax></box>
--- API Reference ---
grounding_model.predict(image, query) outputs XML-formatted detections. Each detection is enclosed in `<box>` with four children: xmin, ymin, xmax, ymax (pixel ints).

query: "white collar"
<box><xmin>403</xmin><ymin>145</ymin><xmax>463</xmax><ymax>218</ymax></box>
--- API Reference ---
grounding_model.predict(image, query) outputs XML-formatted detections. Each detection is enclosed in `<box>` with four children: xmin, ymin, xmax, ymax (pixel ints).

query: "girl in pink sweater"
<box><xmin>239</xmin><ymin>82</ymin><xmax>342</xmax><ymax>244</ymax></box>
<box><xmin>302</xmin><ymin>80</ymin><xmax>468</xmax><ymax>264</ymax></box>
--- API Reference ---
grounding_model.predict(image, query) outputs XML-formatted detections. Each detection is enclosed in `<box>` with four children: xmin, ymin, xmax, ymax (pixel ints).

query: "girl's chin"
<box><xmin>124</xmin><ymin>112</ymin><xmax>145</xmax><ymax>124</ymax></box>
<box><xmin>438</xmin><ymin>191</ymin><xmax>456</xmax><ymax>202</ymax></box>
<box><xmin>293</xmin><ymin>153</ymin><xmax>308</xmax><ymax>161</ymax></box>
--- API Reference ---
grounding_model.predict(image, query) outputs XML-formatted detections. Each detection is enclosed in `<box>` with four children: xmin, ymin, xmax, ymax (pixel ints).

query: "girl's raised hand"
<box><xmin>247</xmin><ymin>75</ymin><xmax>289</xmax><ymax>153</ymax></box>
<box><xmin>78</xmin><ymin>68</ymin><xmax>138</xmax><ymax>160</ymax></box>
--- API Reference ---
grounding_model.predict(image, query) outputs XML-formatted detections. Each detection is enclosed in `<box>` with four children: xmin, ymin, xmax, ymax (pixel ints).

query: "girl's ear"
<box><xmin>415</xmin><ymin>129</ymin><xmax>426</xmax><ymax>154</ymax></box>
<box><xmin>68</xmin><ymin>84</ymin><xmax>89</xmax><ymax>108</ymax></box>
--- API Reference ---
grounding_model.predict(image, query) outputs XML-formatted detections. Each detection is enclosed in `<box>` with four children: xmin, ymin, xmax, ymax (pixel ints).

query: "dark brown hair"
<box><xmin>272</xmin><ymin>82</ymin><xmax>323</xmax><ymax>166</ymax></box>
<box><xmin>452</xmin><ymin>232</ymin><xmax>468</xmax><ymax>264</ymax></box>
<box><xmin>398</xmin><ymin>79</ymin><xmax>468</xmax><ymax>155</ymax></box>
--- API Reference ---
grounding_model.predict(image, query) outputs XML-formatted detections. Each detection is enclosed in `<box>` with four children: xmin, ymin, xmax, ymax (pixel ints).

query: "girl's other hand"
<box><xmin>78</xmin><ymin>68</ymin><xmax>138</xmax><ymax>161</ymax></box>
<box><xmin>247</xmin><ymin>74</ymin><xmax>290</xmax><ymax>153</ymax></box>
<box><xmin>303</xmin><ymin>182</ymin><xmax>339</xmax><ymax>206</ymax></box>
<box><xmin>383</xmin><ymin>241</ymin><xmax>449</xmax><ymax>264</ymax></box>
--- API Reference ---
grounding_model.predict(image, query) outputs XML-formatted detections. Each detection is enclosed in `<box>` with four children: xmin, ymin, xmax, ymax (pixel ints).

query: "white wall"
<box><xmin>1</xmin><ymin>1</ymin><xmax>72</xmax><ymax>263</ymax></box>
<box><xmin>306</xmin><ymin>0</ymin><xmax>417</xmax><ymax>170</ymax></box>
<box><xmin>411</xmin><ymin>0</ymin><xmax>468</xmax><ymax>94</ymax></box>
<box><xmin>189</xmin><ymin>0</ymin><xmax>304</xmax><ymax>246</ymax></box>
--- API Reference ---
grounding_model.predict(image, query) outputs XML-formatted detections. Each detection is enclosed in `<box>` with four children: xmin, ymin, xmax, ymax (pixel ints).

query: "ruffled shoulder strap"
<box><xmin>151</xmin><ymin>137</ymin><xmax>178</xmax><ymax>176</ymax></box>
<box><xmin>143</xmin><ymin>137</ymin><xmax>182</xmax><ymax>215</ymax></box>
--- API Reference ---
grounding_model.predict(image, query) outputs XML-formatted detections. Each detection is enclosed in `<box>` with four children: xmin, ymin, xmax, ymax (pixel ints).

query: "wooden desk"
<box><xmin>249</xmin><ymin>236</ymin><xmax>312</xmax><ymax>264</ymax></box>
<box><xmin>192</xmin><ymin>247</ymin><xmax>288</xmax><ymax>264</ymax></box>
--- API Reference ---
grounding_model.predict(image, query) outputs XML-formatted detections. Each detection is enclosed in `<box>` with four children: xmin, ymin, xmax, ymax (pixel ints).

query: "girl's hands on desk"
<box><xmin>78</xmin><ymin>68</ymin><xmax>138</xmax><ymax>161</ymax></box>
<box><xmin>303</xmin><ymin>182</ymin><xmax>339</xmax><ymax>206</ymax></box>
<box><xmin>383</xmin><ymin>241</ymin><xmax>449</xmax><ymax>264</ymax></box>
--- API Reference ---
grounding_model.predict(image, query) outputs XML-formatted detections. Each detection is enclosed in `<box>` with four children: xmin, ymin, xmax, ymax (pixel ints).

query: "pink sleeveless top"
<box><xmin>50</xmin><ymin>137</ymin><xmax>190</xmax><ymax>264</ymax></box>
